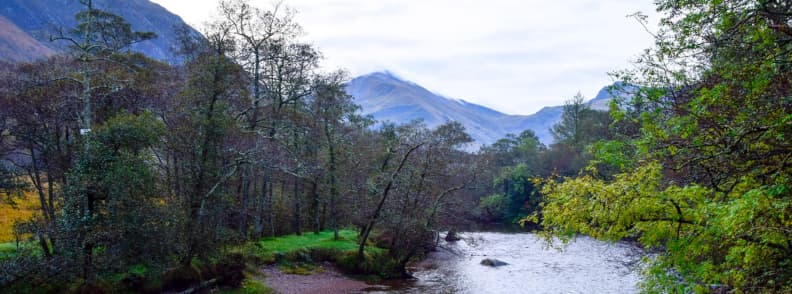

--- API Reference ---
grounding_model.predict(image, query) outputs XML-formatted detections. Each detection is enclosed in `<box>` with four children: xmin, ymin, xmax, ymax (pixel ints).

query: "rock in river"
<box><xmin>445</xmin><ymin>230</ymin><xmax>461</xmax><ymax>242</ymax></box>
<box><xmin>480</xmin><ymin>258</ymin><xmax>508</xmax><ymax>267</ymax></box>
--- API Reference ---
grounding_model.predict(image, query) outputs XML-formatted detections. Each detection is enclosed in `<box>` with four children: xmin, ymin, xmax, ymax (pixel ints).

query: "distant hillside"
<box><xmin>0</xmin><ymin>0</ymin><xmax>200</xmax><ymax>63</ymax></box>
<box><xmin>348</xmin><ymin>72</ymin><xmax>628</xmax><ymax>148</ymax></box>
<box><xmin>0</xmin><ymin>15</ymin><xmax>56</xmax><ymax>63</ymax></box>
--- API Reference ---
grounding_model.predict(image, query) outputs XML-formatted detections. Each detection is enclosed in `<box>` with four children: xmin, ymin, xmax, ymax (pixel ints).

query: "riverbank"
<box><xmin>221</xmin><ymin>229</ymin><xmax>400</xmax><ymax>293</ymax></box>
<box><xmin>260</xmin><ymin>263</ymin><xmax>371</xmax><ymax>294</ymax></box>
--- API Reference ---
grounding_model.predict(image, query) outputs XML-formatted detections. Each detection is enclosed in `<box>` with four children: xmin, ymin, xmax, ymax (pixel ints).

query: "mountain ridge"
<box><xmin>0</xmin><ymin>1</ymin><xmax>623</xmax><ymax>148</ymax></box>
<box><xmin>348</xmin><ymin>71</ymin><xmax>623</xmax><ymax>148</ymax></box>
<box><xmin>0</xmin><ymin>0</ymin><xmax>200</xmax><ymax>63</ymax></box>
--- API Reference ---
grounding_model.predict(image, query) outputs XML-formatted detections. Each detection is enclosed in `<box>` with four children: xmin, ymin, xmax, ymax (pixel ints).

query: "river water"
<box><xmin>364</xmin><ymin>232</ymin><xmax>645</xmax><ymax>294</ymax></box>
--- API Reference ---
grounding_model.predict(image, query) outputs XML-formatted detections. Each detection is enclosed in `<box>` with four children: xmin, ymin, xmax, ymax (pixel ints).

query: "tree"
<box><xmin>217</xmin><ymin>0</ymin><xmax>300</xmax><ymax>129</ymax></box>
<box><xmin>309</xmin><ymin>71</ymin><xmax>360</xmax><ymax>239</ymax></box>
<box><xmin>35</xmin><ymin>1</ymin><xmax>162</xmax><ymax>284</ymax></box>
<box><xmin>548</xmin><ymin>93</ymin><xmax>611</xmax><ymax>176</ymax></box>
<box><xmin>478</xmin><ymin>130</ymin><xmax>544</xmax><ymax>222</ymax></box>
<box><xmin>0</xmin><ymin>75</ymin><xmax>23</xmax><ymax>199</ymax></box>
<box><xmin>356</xmin><ymin>121</ymin><xmax>473</xmax><ymax>276</ymax></box>
<box><xmin>58</xmin><ymin>112</ymin><xmax>166</xmax><ymax>283</ymax></box>
<box><xmin>551</xmin><ymin>93</ymin><xmax>589</xmax><ymax>147</ymax></box>
<box><xmin>50</xmin><ymin>0</ymin><xmax>156</xmax><ymax>136</ymax></box>
<box><xmin>211</xmin><ymin>0</ymin><xmax>321</xmax><ymax>239</ymax></box>
<box><xmin>539</xmin><ymin>0</ymin><xmax>792</xmax><ymax>292</ymax></box>
<box><xmin>166</xmin><ymin>28</ymin><xmax>249</xmax><ymax>264</ymax></box>
<box><xmin>357</xmin><ymin>125</ymin><xmax>424</xmax><ymax>260</ymax></box>
<box><xmin>0</xmin><ymin>58</ymin><xmax>82</xmax><ymax>259</ymax></box>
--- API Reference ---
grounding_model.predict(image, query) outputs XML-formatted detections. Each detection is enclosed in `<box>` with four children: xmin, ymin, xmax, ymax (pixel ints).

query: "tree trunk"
<box><xmin>323</xmin><ymin>115</ymin><xmax>340</xmax><ymax>239</ymax></box>
<box><xmin>269</xmin><ymin>179</ymin><xmax>275</xmax><ymax>237</ymax></box>
<box><xmin>38</xmin><ymin>235</ymin><xmax>51</xmax><ymax>259</ymax></box>
<box><xmin>254</xmin><ymin>174</ymin><xmax>266</xmax><ymax>238</ymax></box>
<box><xmin>320</xmin><ymin>202</ymin><xmax>327</xmax><ymax>231</ymax></box>
<box><xmin>311</xmin><ymin>180</ymin><xmax>320</xmax><ymax>234</ymax></box>
<box><xmin>358</xmin><ymin>143</ymin><xmax>423</xmax><ymax>259</ymax></box>
<box><xmin>239</xmin><ymin>166</ymin><xmax>250</xmax><ymax>238</ymax></box>
<box><xmin>294</xmin><ymin>177</ymin><xmax>302</xmax><ymax>235</ymax></box>
<box><xmin>328</xmin><ymin>147</ymin><xmax>339</xmax><ymax>240</ymax></box>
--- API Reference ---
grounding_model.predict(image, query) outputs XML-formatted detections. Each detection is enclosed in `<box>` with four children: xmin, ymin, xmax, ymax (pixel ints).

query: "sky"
<box><xmin>150</xmin><ymin>0</ymin><xmax>658</xmax><ymax>115</ymax></box>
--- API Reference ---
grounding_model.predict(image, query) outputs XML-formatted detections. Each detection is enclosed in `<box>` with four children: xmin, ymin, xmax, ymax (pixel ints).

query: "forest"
<box><xmin>0</xmin><ymin>0</ymin><xmax>790</xmax><ymax>293</ymax></box>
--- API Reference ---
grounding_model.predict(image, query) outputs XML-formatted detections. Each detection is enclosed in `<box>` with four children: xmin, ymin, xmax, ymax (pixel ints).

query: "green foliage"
<box><xmin>127</xmin><ymin>264</ymin><xmax>148</xmax><ymax>277</ymax></box>
<box><xmin>551</xmin><ymin>93</ymin><xmax>589</xmax><ymax>147</ymax></box>
<box><xmin>538</xmin><ymin>0</ymin><xmax>792</xmax><ymax>292</ymax></box>
<box><xmin>221</xmin><ymin>277</ymin><xmax>272</xmax><ymax>294</ymax></box>
<box><xmin>93</xmin><ymin>111</ymin><xmax>165</xmax><ymax>152</ymax></box>
<box><xmin>552</xmin><ymin>93</ymin><xmax>612</xmax><ymax>150</ymax></box>
<box><xmin>57</xmin><ymin>111</ymin><xmax>169</xmax><ymax>281</ymax></box>
<box><xmin>335</xmin><ymin>250</ymin><xmax>404</xmax><ymax>279</ymax></box>
<box><xmin>231</xmin><ymin>229</ymin><xmax>398</xmax><ymax>279</ymax></box>
<box><xmin>479</xmin><ymin>130</ymin><xmax>549</xmax><ymax>223</ymax></box>
<box><xmin>541</xmin><ymin>164</ymin><xmax>792</xmax><ymax>292</ymax></box>
<box><xmin>0</xmin><ymin>242</ymin><xmax>16</xmax><ymax>260</ymax></box>
<box><xmin>480</xmin><ymin>163</ymin><xmax>541</xmax><ymax>222</ymax></box>
<box><xmin>478</xmin><ymin>194</ymin><xmax>508</xmax><ymax>219</ymax></box>
<box><xmin>589</xmin><ymin>139</ymin><xmax>635</xmax><ymax>173</ymax></box>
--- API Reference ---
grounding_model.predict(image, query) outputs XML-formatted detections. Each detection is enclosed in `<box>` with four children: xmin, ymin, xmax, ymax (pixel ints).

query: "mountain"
<box><xmin>348</xmin><ymin>71</ymin><xmax>628</xmax><ymax>148</ymax></box>
<box><xmin>0</xmin><ymin>0</ymin><xmax>200</xmax><ymax>63</ymax></box>
<box><xmin>0</xmin><ymin>15</ymin><xmax>56</xmax><ymax>63</ymax></box>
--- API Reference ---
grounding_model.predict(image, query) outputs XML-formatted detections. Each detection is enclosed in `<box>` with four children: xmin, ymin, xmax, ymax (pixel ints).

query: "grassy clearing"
<box><xmin>231</xmin><ymin>229</ymin><xmax>393</xmax><ymax>278</ymax></box>
<box><xmin>237</xmin><ymin>229</ymin><xmax>384</xmax><ymax>265</ymax></box>
<box><xmin>256</xmin><ymin>230</ymin><xmax>370</xmax><ymax>257</ymax></box>
<box><xmin>239</xmin><ymin>229</ymin><xmax>406</xmax><ymax>279</ymax></box>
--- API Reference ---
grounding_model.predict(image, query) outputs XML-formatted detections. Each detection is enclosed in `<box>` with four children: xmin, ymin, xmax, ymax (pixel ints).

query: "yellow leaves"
<box><xmin>541</xmin><ymin>162</ymin><xmax>659</xmax><ymax>241</ymax></box>
<box><xmin>539</xmin><ymin>161</ymin><xmax>713</xmax><ymax>245</ymax></box>
<box><xmin>0</xmin><ymin>190</ymin><xmax>39</xmax><ymax>242</ymax></box>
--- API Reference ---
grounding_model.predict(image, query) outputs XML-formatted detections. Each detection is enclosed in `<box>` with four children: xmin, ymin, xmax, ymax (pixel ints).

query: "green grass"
<box><xmin>0</xmin><ymin>242</ymin><xmax>17</xmax><ymax>260</ymax></box>
<box><xmin>222</xmin><ymin>230</ymin><xmax>394</xmax><ymax>293</ymax></box>
<box><xmin>0</xmin><ymin>241</ymin><xmax>44</xmax><ymax>261</ymax></box>
<box><xmin>258</xmin><ymin>230</ymin><xmax>361</xmax><ymax>254</ymax></box>
<box><xmin>235</xmin><ymin>229</ymin><xmax>383</xmax><ymax>265</ymax></box>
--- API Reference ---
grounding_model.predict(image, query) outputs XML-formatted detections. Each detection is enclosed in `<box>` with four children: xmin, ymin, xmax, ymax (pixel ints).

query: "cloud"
<box><xmin>152</xmin><ymin>0</ymin><xmax>658</xmax><ymax>115</ymax></box>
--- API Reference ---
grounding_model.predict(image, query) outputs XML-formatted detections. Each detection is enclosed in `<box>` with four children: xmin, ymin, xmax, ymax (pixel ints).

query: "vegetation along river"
<box><xmin>365</xmin><ymin>232</ymin><xmax>646</xmax><ymax>294</ymax></box>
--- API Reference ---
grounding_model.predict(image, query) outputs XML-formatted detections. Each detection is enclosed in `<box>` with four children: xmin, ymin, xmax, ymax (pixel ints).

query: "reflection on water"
<box><xmin>366</xmin><ymin>232</ymin><xmax>644</xmax><ymax>294</ymax></box>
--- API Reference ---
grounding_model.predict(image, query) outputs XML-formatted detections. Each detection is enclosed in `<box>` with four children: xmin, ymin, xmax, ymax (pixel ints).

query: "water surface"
<box><xmin>366</xmin><ymin>232</ymin><xmax>644</xmax><ymax>294</ymax></box>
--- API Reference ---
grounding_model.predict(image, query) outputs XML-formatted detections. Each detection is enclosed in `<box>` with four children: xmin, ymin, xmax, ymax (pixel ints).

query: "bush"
<box><xmin>335</xmin><ymin>251</ymin><xmax>405</xmax><ymax>279</ymax></box>
<box><xmin>214</xmin><ymin>253</ymin><xmax>246</xmax><ymax>288</ymax></box>
<box><xmin>161</xmin><ymin>264</ymin><xmax>202</xmax><ymax>292</ymax></box>
<box><xmin>222</xmin><ymin>277</ymin><xmax>272</xmax><ymax>294</ymax></box>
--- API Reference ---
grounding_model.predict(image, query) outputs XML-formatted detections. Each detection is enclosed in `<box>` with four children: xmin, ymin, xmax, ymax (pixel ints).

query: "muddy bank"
<box><xmin>261</xmin><ymin>264</ymin><xmax>372</xmax><ymax>294</ymax></box>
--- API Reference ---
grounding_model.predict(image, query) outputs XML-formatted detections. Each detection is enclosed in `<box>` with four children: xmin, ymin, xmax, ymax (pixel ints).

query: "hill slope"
<box><xmin>0</xmin><ymin>15</ymin><xmax>55</xmax><ymax>63</ymax></box>
<box><xmin>348</xmin><ymin>72</ymin><xmax>625</xmax><ymax>147</ymax></box>
<box><xmin>0</xmin><ymin>0</ymin><xmax>199</xmax><ymax>63</ymax></box>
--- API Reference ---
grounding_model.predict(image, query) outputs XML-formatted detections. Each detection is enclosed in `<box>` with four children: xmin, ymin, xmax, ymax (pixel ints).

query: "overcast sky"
<box><xmin>150</xmin><ymin>0</ymin><xmax>658</xmax><ymax>115</ymax></box>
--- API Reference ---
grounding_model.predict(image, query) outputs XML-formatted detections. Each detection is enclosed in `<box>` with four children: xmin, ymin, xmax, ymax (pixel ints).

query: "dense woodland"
<box><xmin>0</xmin><ymin>0</ymin><xmax>789</xmax><ymax>293</ymax></box>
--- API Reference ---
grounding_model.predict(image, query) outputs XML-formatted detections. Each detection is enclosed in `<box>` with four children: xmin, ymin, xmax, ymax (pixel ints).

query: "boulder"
<box><xmin>445</xmin><ymin>230</ymin><xmax>461</xmax><ymax>242</ymax></box>
<box><xmin>480</xmin><ymin>258</ymin><xmax>508</xmax><ymax>267</ymax></box>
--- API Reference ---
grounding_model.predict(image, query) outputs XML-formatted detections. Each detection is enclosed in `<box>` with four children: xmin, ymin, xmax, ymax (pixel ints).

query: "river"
<box><xmin>363</xmin><ymin>232</ymin><xmax>646</xmax><ymax>294</ymax></box>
